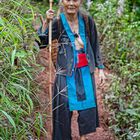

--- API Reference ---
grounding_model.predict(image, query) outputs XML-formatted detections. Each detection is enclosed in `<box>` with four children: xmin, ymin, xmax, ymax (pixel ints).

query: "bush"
<box><xmin>90</xmin><ymin>0</ymin><xmax>140</xmax><ymax>139</ymax></box>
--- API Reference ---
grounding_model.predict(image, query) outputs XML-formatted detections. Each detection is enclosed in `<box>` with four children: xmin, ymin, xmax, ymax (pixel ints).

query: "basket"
<box><xmin>47</xmin><ymin>39</ymin><xmax>58</xmax><ymax>67</ymax></box>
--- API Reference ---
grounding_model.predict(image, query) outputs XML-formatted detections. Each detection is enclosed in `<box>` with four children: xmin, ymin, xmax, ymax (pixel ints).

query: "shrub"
<box><xmin>90</xmin><ymin>0</ymin><xmax>140</xmax><ymax>139</ymax></box>
<box><xmin>0</xmin><ymin>0</ymin><xmax>46</xmax><ymax>139</ymax></box>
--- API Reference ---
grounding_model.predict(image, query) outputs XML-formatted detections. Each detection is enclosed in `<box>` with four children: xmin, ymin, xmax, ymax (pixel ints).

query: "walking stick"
<box><xmin>48</xmin><ymin>0</ymin><xmax>53</xmax><ymax>139</ymax></box>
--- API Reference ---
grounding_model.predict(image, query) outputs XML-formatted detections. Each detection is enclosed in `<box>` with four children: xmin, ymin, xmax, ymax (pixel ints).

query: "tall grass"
<box><xmin>0</xmin><ymin>0</ymin><xmax>46</xmax><ymax>139</ymax></box>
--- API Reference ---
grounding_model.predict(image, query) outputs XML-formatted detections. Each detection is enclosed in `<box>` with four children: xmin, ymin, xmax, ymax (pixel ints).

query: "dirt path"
<box><xmin>36</xmin><ymin>50</ymin><xmax>115</xmax><ymax>140</ymax></box>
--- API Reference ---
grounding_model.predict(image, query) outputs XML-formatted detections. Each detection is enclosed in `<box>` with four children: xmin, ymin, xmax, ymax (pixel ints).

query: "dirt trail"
<box><xmin>36</xmin><ymin>50</ymin><xmax>115</xmax><ymax>140</ymax></box>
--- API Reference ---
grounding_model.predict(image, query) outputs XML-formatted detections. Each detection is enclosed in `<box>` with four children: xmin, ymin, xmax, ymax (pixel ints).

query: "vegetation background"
<box><xmin>0</xmin><ymin>0</ymin><xmax>139</xmax><ymax>140</ymax></box>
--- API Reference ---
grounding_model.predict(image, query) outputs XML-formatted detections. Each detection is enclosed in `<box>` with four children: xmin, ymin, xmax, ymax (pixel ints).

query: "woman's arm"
<box><xmin>89</xmin><ymin>17</ymin><xmax>106</xmax><ymax>85</ymax></box>
<box><xmin>33</xmin><ymin>10</ymin><xmax>59</xmax><ymax>49</ymax></box>
<box><xmin>89</xmin><ymin>16</ymin><xmax>104</xmax><ymax>69</ymax></box>
<box><xmin>38</xmin><ymin>18</ymin><xmax>59</xmax><ymax>49</ymax></box>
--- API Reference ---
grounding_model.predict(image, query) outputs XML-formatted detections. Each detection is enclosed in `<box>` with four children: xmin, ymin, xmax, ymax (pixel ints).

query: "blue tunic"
<box><xmin>60</xmin><ymin>13</ymin><xmax>96</xmax><ymax>111</ymax></box>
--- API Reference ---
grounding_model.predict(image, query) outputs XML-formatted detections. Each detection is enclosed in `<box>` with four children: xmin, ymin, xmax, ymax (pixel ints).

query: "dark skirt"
<box><xmin>52</xmin><ymin>73</ymin><xmax>99</xmax><ymax>140</ymax></box>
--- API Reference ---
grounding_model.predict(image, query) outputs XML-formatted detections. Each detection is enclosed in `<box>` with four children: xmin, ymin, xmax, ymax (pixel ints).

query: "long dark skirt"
<box><xmin>52</xmin><ymin>73</ymin><xmax>99</xmax><ymax>140</ymax></box>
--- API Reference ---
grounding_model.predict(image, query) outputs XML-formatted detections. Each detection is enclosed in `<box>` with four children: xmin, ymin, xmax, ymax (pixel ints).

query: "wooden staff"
<box><xmin>48</xmin><ymin>0</ymin><xmax>53</xmax><ymax>138</ymax></box>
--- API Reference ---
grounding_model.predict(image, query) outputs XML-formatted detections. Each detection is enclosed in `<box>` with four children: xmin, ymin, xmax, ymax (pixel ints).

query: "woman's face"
<box><xmin>62</xmin><ymin>0</ymin><xmax>82</xmax><ymax>15</ymax></box>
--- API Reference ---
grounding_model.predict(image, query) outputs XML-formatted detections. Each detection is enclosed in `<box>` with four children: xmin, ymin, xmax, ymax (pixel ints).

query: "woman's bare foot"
<box><xmin>80</xmin><ymin>135</ymin><xmax>86</xmax><ymax>140</ymax></box>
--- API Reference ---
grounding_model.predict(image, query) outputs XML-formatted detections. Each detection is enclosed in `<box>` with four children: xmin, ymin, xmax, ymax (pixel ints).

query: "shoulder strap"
<box><xmin>81</xmin><ymin>14</ymin><xmax>91</xmax><ymax>40</ymax></box>
<box><xmin>57</xmin><ymin>16</ymin><xmax>62</xmax><ymax>36</ymax></box>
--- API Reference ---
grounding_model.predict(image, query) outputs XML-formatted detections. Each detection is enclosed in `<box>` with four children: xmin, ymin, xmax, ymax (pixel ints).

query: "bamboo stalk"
<box><xmin>48</xmin><ymin>0</ymin><xmax>53</xmax><ymax>139</ymax></box>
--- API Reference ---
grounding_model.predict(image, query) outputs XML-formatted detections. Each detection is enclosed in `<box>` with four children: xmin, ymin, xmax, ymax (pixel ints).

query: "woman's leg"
<box><xmin>53</xmin><ymin>106</ymin><xmax>73</xmax><ymax>140</ymax></box>
<box><xmin>78</xmin><ymin>108</ymin><xmax>97</xmax><ymax>136</ymax></box>
<box><xmin>52</xmin><ymin>75</ymin><xmax>73</xmax><ymax>140</ymax></box>
<box><xmin>80</xmin><ymin>135</ymin><xmax>86</xmax><ymax>140</ymax></box>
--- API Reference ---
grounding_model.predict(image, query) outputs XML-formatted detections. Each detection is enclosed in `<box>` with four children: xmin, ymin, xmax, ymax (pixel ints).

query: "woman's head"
<box><xmin>62</xmin><ymin>0</ymin><xmax>82</xmax><ymax>15</ymax></box>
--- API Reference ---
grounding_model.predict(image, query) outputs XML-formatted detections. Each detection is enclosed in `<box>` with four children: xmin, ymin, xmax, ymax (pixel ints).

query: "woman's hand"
<box><xmin>32</xmin><ymin>9</ymin><xmax>54</xmax><ymax>32</ymax></box>
<box><xmin>46</xmin><ymin>9</ymin><xmax>55</xmax><ymax>21</ymax></box>
<box><xmin>32</xmin><ymin>13</ymin><xmax>47</xmax><ymax>32</ymax></box>
<box><xmin>98</xmin><ymin>69</ymin><xmax>106</xmax><ymax>87</ymax></box>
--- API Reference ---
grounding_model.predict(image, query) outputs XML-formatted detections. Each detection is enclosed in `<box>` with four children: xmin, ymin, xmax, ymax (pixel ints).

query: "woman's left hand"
<box><xmin>32</xmin><ymin>13</ymin><xmax>47</xmax><ymax>32</ymax></box>
<box><xmin>98</xmin><ymin>69</ymin><xmax>106</xmax><ymax>87</ymax></box>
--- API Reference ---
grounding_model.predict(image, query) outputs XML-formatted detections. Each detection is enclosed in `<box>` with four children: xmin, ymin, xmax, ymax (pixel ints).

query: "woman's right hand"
<box><xmin>46</xmin><ymin>9</ymin><xmax>55</xmax><ymax>21</ymax></box>
<box><xmin>33</xmin><ymin>9</ymin><xmax>54</xmax><ymax>32</ymax></box>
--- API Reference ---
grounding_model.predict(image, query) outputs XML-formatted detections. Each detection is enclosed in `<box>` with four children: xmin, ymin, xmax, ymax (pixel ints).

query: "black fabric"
<box><xmin>52</xmin><ymin>75</ymin><xmax>72</xmax><ymax>140</ymax></box>
<box><xmin>91</xmin><ymin>73</ymin><xmax>99</xmax><ymax>127</ymax></box>
<box><xmin>87</xmin><ymin>16</ymin><xmax>103</xmax><ymax>68</ymax></box>
<box><xmin>75</xmin><ymin>68</ymin><xmax>86</xmax><ymax>101</ymax></box>
<box><xmin>78</xmin><ymin>108</ymin><xmax>96</xmax><ymax>136</ymax></box>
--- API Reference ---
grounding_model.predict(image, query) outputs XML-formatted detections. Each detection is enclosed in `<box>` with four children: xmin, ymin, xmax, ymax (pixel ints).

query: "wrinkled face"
<box><xmin>62</xmin><ymin>0</ymin><xmax>82</xmax><ymax>15</ymax></box>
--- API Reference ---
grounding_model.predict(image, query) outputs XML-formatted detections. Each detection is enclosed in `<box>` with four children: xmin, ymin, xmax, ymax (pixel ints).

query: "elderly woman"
<box><xmin>38</xmin><ymin>0</ymin><xmax>105</xmax><ymax>140</ymax></box>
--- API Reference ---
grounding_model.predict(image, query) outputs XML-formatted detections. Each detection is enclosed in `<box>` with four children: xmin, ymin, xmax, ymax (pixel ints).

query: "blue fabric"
<box><xmin>60</xmin><ymin>13</ymin><xmax>76</xmax><ymax>68</ymax></box>
<box><xmin>97</xmin><ymin>65</ymin><xmax>105</xmax><ymax>69</ymax></box>
<box><xmin>66</xmin><ymin>67</ymin><xmax>96</xmax><ymax>111</ymax></box>
<box><xmin>60</xmin><ymin>13</ymin><xmax>96</xmax><ymax>111</ymax></box>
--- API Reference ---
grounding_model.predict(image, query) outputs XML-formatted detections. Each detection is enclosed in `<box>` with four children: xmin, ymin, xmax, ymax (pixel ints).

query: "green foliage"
<box><xmin>0</xmin><ymin>0</ymin><xmax>46</xmax><ymax>139</ymax></box>
<box><xmin>90</xmin><ymin>0</ymin><xmax>140</xmax><ymax>139</ymax></box>
<box><xmin>1</xmin><ymin>0</ymin><xmax>139</xmax><ymax>139</ymax></box>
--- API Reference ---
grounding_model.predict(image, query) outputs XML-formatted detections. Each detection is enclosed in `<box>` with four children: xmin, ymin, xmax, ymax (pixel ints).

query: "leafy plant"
<box><xmin>90</xmin><ymin>0</ymin><xmax>140</xmax><ymax>139</ymax></box>
<box><xmin>0</xmin><ymin>0</ymin><xmax>47</xmax><ymax>139</ymax></box>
